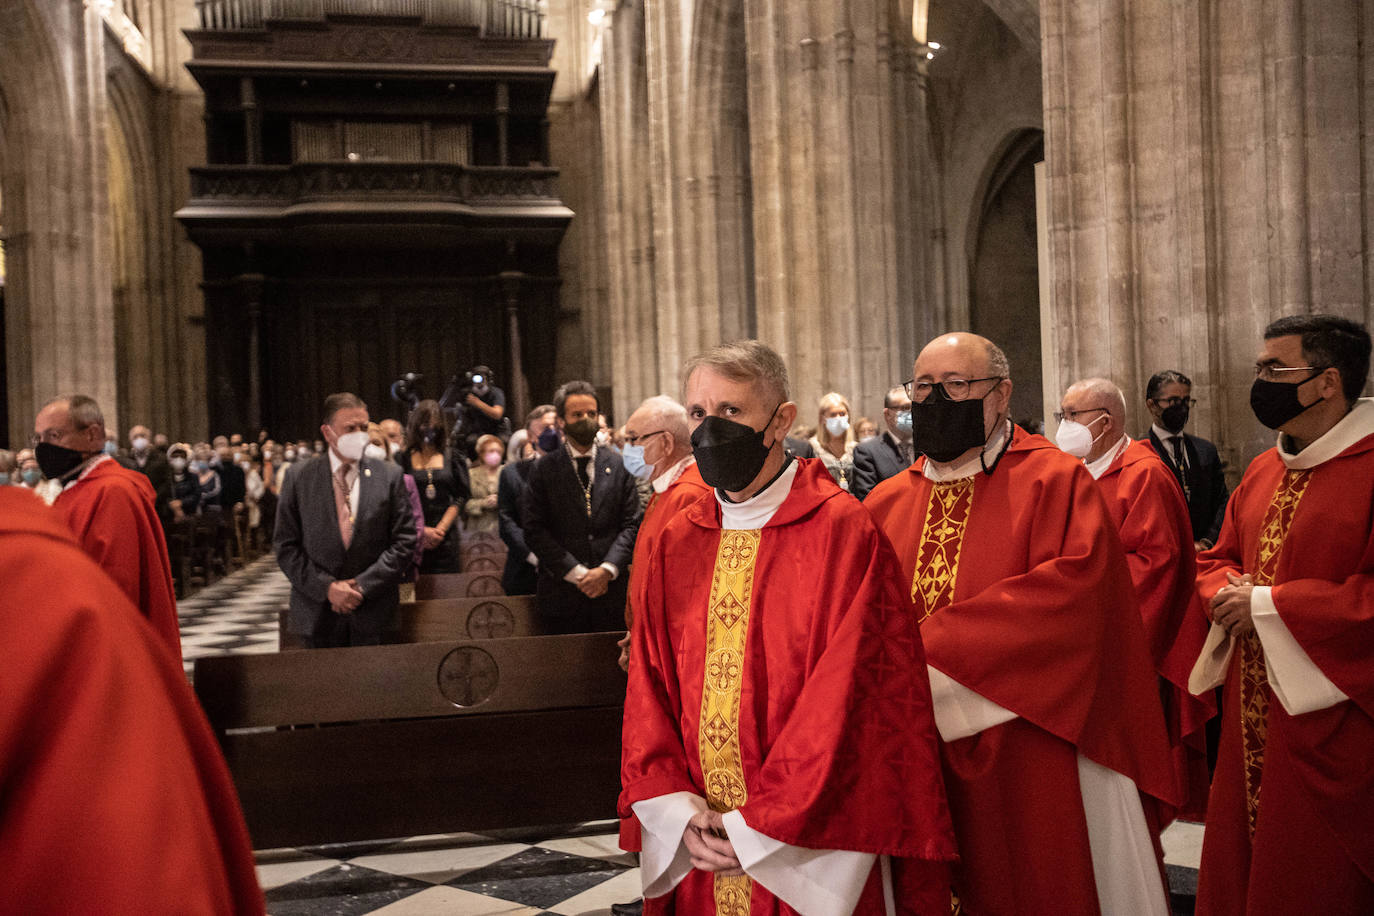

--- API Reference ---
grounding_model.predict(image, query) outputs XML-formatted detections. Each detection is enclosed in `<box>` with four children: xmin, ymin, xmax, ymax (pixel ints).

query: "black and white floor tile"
<box><xmin>175</xmin><ymin>560</ymin><xmax>1204</xmax><ymax>914</ymax></box>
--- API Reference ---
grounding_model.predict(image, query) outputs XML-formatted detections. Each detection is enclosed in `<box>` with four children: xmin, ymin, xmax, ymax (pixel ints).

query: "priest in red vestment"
<box><xmin>0</xmin><ymin>487</ymin><xmax>264</xmax><ymax>915</ymax></box>
<box><xmin>621</xmin><ymin>341</ymin><xmax>956</xmax><ymax>915</ymax></box>
<box><xmin>865</xmin><ymin>333</ymin><xmax>1178</xmax><ymax>916</ymax></box>
<box><xmin>1058</xmin><ymin>377</ymin><xmax>1215</xmax><ymax>822</ymax></box>
<box><xmin>1190</xmin><ymin>314</ymin><xmax>1374</xmax><ymax>916</ymax></box>
<box><xmin>34</xmin><ymin>395</ymin><xmax>181</xmax><ymax>657</ymax></box>
<box><xmin>619</xmin><ymin>394</ymin><xmax>712</xmax><ymax>666</ymax></box>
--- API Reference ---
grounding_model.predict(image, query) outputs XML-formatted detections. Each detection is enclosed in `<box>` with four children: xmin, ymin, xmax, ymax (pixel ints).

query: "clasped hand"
<box><xmin>578</xmin><ymin>566</ymin><xmax>611</xmax><ymax>598</ymax></box>
<box><xmin>328</xmin><ymin>579</ymin><xmax>364</xmax><ymax>614</ymax></box>
<box><xmin>1210</xmin><ymin>571</ymin><xmax>1255</xmax><ymax>636</ymax></box>
<box><xmin>683</xmin><ymin>810</ymin><xmax>743</xmax><ymax>876</ymax></box>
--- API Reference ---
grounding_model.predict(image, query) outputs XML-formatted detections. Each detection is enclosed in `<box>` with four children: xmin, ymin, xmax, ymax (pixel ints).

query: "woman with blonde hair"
<box><xmin>464</xmin><ymin>434</ymin><xmax>505</xmax><ymax>533</ymax></box>
<box><xmin>807</xmin><ymin>391</ymin><xmax>857</xmax><ymax>490</ymax></box>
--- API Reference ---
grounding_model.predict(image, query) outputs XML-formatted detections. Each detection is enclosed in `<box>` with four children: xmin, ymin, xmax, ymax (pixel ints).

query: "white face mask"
<box><xmin>824</xmin><ymin>415</ymin><xmax>850</xmax><ymax>437</ymax></box>
<box><xmin>388</xmin><ymin>440</ymin><xmax>402</xmax><ymax>456</ymax></box>
<box><xmin>1055</xmin><ymin>414</ymin><xmax>1109</xmax><ymax>459</ymax></box>
<box><xmin>334</xmin><ymin>430</ymin><xmax>370</xmax><ymax>462</ymax></box>
<box><xmin>131</xmin><ymin>436</ymin><xmax>149</xmax><ymax>453</ymax></box>
<box><xmin>364</xmin><ymin>443</ymin><xmax>388</xmax><ymax>462</ymax></box>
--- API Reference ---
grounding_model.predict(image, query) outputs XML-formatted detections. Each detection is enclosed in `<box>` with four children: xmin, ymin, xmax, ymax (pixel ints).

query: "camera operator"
<box><xmin>457</xmin><ymin>366</ymin><xmax>507</xmax><ymax>459</ymax></box>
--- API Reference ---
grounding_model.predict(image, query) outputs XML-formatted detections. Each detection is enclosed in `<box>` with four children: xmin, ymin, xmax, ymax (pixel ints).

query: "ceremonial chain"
<box><xmin>568</xmin><ymin>443</ymin><xmax>595</xmax><ymax>516</ymax></box>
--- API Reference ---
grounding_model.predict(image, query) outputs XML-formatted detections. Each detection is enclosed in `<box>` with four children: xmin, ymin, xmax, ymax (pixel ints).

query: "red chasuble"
<box><xmin>0</xmin><ymin>489</ymin><xmax>264</xmax><ymax>915</ymax></box>
<box><xmin>1193</xmin><ymin>430</ymin><xmax>1374</xmax><ymax>916</ymax></box>
<box><xmin>621</xmin><ymin>459</ymin><xmax>957</xmax><ymax>915</ymax></box>
<box><xmin>54</xmin><ymin>458</ymin><xmax>182</xmax><ymax>657</ymax></box>
<box><xmin>1096</xmin><ymin>439</ymin><xmax>1215</xmax><ymax>821</ymax></box>
<box><xmin>865</xmin><ymin>429</ymin><xmax>1177</xmax><ymax>915</ymax></box>
<box><xmin>625</xmin><ymin>461</ymin><xmax>712</xmax><ymax>629</ymax></box>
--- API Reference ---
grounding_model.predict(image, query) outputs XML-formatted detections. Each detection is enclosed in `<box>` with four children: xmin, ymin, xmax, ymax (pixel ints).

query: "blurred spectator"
<box><xmin>379</xmin><ymin>419</ymin><xmax>406</xmax><ymax>459</ymax></box>
<box><xmin>241</xmin><ymin>453</ymin><xmax>265</xmax><ymax>534</ymax></box>
<box><xmin>194</xmin><ymin>443</ymin><xmax>223</xmax><ymax>511</ymax></box>
<box><xmin>167</xmin><ymin>443</ymin><xmax>201</xmax><ymax>519</ymax></box>
<box><xmin>498</xmin><ymin>404</ymin><xmax>557</xmax><ymax>596</ymax></box>
<box><xmin>404</xmin><ymin>400</ymin><xmax>465</xmax><ymax>574</ymax></box>
<box><xmin>854</xmin><ymin>416</ymin><xmax>879</xmax><ymax>442</ymax></box>
<box><xmin>216</xmin><ymin>444</ymin><xmax>246</xmax><ymax>510</ymax></box>
<box><xmin>465</xmin><ymin>434</ymin><xmax>505</xmax><ymax>533</ymax></box>
<box><xmin>0</xmin><ymin>449</ymin><xmax>16</xmax><ymax>485</ymax></box>
<box><xmin>369</xmin><ymin>422</ymin><xmax>423</xmax><ymax>583</ymax></box>
<box><xmin>457</xmin><ymin>365</ymin><xmax>507</xmax><ymax>458</ymax></box>
<box><xmin>851</xmin><ymin>386</ymin><xmax>915</xmax><ymax>502</ymax></box>
<box><xmin>152</xmin><ymin>432</ymin><xmax>170</xmax><ymax>454</ymax></box>
<box><xmin>16</xmin><ymin>449</ymin><xmax>59</xmax><ymax>504</ymax></box>
<box><xmin>596</xmin><ymin>413</ymin><xmax>614</xmax><ymax>449</ymax></box>
<box><xmin>274</xmin><ymin>443</ymin><xmax>300</xmax><ymax>492</ymax></box>
<box><xmin>808</xmin><ymin>392</ymin><xmax>857</xmax><ymax>490</ymax></box>
<box><xmin>127</xmin><ymin>424</ymin><xmax>174</xmax><ymax>526</ymax></box>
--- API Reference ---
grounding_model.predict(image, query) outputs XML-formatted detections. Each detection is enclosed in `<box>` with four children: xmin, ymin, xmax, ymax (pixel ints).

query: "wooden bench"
<box><xmin>460</xmin><ymin>554</ymin><xmax>502</xmax><ymax>574</ymax></box>
<box><xmin>415</xmin><ymin>572</ymin><xmax>507</xmax><ymax>599</ymax></box>
<box><xmin>194</xmin><ymin>633</ymin><xmax>626</xmax><ymax>849</ymax></box>
<box><xmin>396</xmin><ymin>595</ymin><xmax>545</xmax><ymax>643</ymax></box>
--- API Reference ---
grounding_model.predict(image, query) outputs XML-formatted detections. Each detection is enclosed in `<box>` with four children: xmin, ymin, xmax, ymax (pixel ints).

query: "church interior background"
<box><xmin>1</xmin><ymin>0</ymin><xmax>1372</xmax><ymax>911</ymax></box>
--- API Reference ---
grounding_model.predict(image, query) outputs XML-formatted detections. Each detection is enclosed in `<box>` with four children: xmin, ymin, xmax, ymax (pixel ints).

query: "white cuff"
<box><xmin>1252</xmin><ymin>586</ymin><xmax>1349</xmax><ymax>715</ymax></box>
<box><xmin>564</xmin><ymin>563</ymin><xmax>590</xmax><ymax>584</ymax></box>
<box><xmin>526</xmin><ymin>552</ymin><xmax>539</xmax><ymax>567</ymax></box>
<box><xmin>927</xmin><ymin>665</ymin><xmax>1017</xmax><ymax>742</ymax></box>
<box><xmin>601</xmin><ymin>562</ymin><xmax>620</xmax><ymax>580</ymax></box>
<box><xmin>632</xmin><ymin>792</ymin><xmax>707</xmax><ymax>898</ymax></box>
<box><xmin>721</xmin><ymin>810</ymin><xmax>876</xmax><ymax>916</ymax></box>
<box><xmin>1188</xmin><ymin>622</ymin><xmax>1234</xmax><ymax>695</ymax></box>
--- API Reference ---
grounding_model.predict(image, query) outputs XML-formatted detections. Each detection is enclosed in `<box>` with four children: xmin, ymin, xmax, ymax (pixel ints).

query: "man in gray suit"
<box><xmin>850</xmin><ymin>385</ymin><xmax>915</xmax><ymax>501</ymax></box>
<box><xmin>275</xmin><ymin>392</ymin><xmax>416</xmax><ymax>648</ymax></box>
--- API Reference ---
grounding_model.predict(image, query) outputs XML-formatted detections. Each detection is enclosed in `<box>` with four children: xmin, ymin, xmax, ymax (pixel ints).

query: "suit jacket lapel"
<box><xmin>312</xmin><ymin>457</ymin><xmax>348</xmax><ymax>562</ymax></box>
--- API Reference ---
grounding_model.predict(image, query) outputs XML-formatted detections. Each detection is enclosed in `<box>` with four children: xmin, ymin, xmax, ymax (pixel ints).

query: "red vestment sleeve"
<box><xmin>0</xmin><ymin>490</ymin><xmax>264</xmax><ymax>915</ymax></box>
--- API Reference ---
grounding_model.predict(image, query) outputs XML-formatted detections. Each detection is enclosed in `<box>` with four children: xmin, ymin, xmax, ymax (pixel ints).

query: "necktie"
<box><xmin>334</xmin><ymin>464</ymin><xmax>353</xmax><ymax>548</ymax></box>
<box><xmin>576</xmin><ymin>455</ymin><xmax>591</xmax><ymax>489</ymax></box>
<box><xmin>1171</xmin><ymin>436</ymin><xmax>1188</xmax><ymax>472</ymax></box>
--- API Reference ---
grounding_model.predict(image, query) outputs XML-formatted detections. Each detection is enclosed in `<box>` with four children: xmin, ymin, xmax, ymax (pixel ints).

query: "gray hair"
<box><xmin>1068</xmin><ymin>377</ymin><xmax>1127</xmax><ymax>421</ymax></box>
<box><xmin>638</xmin><ymin>395</ymin><xmax>690</xmax><ymax>444</ymax></box>
<box><xmin>682</xmin><ymin>340</ymin><xmax>791</xmax><ymax>405</ymax></box>
<box><xmin>985</xmin><ymin>341</ymin><xmax>1011</xmax><ymax>379</ymax></box>
<box><xmin>45</xmin><ymin>394</ymin><xmax>106</xmax><ymax>433</ymax></box>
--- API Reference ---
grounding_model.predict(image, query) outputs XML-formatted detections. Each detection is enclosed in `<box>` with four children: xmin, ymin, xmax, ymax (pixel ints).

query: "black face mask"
<box><xmin>691</xmin><ymin>406</ymin><xmax>780</xmax><ymax>492</ymax></box>
<box><xmin>1250</xmin><ymin>371</ymin><xmax>1324</xmax><ymax>430</ymax></box>
<box><xmin>1160</xmin><ymin>402</ymin><xmax>1190</xmax><ymax>434</ymax></box>
<box><xmin>536</xmin><ymin>427</ymin><xmax>562</xmax><ymax>453</ymax></box>
<box><xmin>911</xmin><ymin>387</ymin><xmax>990</xmax><ymax>463</ymax></box>
<box><xmin>565</xmin><ymin>418</ymin><xmax>599</xmax><ymax>448</ymax></box>
<box><xmin>36</xmin><ymin>442</ymin><xmax>88</xmax><ymax>481</ymax></box>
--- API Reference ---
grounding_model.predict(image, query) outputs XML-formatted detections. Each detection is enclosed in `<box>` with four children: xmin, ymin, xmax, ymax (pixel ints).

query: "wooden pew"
<box><xmin>194</xmin><ymin>633</ymin><xmax>626</xmax><ymax>848</ymax></box>
<box><xmin>396</xmin><ymin>595</ymin><xmax>545</xmax><ymax>643</ymax></box>
<box><xmin>460</xmin><ymin>554</ymin><xmax>502</xmax><ymax>574</ymax></box>
<box><xmin>415</xmin><ymin>572</ymin><xmax>506</xmax><ymax>599</ymax></box>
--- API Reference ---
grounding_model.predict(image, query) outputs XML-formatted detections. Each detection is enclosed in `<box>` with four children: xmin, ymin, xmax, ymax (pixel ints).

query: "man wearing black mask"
<box><xmin>865</xmin><ymin>332</ymin><xmax>1177</xmax><ymax>915</ymax></box>
<box><xmin>1145</xmin><ymin>370</ymin><xmax>1229</xmax><ymax>550</ymax></box>
<box><xmin>1188</xmin><ymin>314</ymin><xmax>1374</xmax><ymax>916</ymax></box>
<box><xmin>521</xmin><ymin>382</ymin><xmax>640</xmax><ymax>632</ymax></box>
<box><xmin>619</xmin><ymin>339</ymin><xmax>955</xmax><ymax>913</ymax></box>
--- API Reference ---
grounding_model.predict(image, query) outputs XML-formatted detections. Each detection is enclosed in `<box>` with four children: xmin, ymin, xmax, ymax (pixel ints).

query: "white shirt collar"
<box><xmin>1277</xmin><ymin>397</ymin><xmax>1374</xmax><ymax>469</ymax></box>
<box><xmin>327</xmin><ymin>448</ymin><xmax>355</xmax><ymax>477</ymax></box>
<box><xmin>651</xmin><ymin>454</ymin><xmax>695</xmax><ymax>494</ymax></box>
<box><xmin>1151</xmin><ymin>422</ymin><xmax>1184</xmax><ymax>442</ymax></box>
<box><xmin>1085</xmin><ymin>434</ymin><xmax>1132</xmax><ymax>480</ymax></box>
<box><xmin>566</xmin><ymin>440</ymin><xmax>596</xmax><ymax>460</ymax></box>
<box><xmin>923</xmin><ymin>419</ymin><xmax>1011</xmax><ymax>482</ymax></box>
<box><xmin>716</xmin><ymin>459</ymin><xmax>799</xmax><ymax>529</ymax></box>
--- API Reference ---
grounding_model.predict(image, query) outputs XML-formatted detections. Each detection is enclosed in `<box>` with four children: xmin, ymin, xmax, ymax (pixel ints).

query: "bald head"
<box><xmin>911</xmin><ymin>332</ymin><xmax>1014</xmax><ymax>464</ymax></box>
<box><xmin>914</xmin><ymin>332</ymin><xmax>1010</xmax><ymax>383</ymax></box>
<box><xmin>1059</xmin><ymin>376</ymin><xmax>1127</xmax><ymax>463</ymax></box>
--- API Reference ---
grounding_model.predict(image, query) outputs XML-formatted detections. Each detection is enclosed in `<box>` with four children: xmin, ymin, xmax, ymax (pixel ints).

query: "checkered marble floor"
<box><xmin>175</xmin><ymin>559</ymin><xmax>1202</xmax><ymax>915</ymax></box>
<box><xmin>255</xmin><ymin>822</ymin><xmax>638</xmax><ymax>916</ymax></box>
<box><xmin>178</xmin><ymin>555</ymin><xmax>289</xmax><ymax>678</ymax></box>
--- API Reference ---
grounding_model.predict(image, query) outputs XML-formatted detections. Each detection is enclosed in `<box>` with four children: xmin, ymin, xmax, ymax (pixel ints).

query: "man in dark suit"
<box><xmin>521</xmin><ymin>381</ymin><xmax>642</xmax><ymax>633</ymax></box>
<box><xmin>127</xmin><ymin>424</ymin><xmax>174</xmax><ymax>526</ymax></box>
<box><xmin>851</xmin><ymin>385</ymin><xmax>915</xmax><ymax>501</ymax></box>
<box><xmin>275</xmin><ymin>392</ymin><xmax>416</xmax><ymax>648</ymax></box>
<box><xmin>498</xmin><ymin>404</ymin><xmax>557</xmax><ymax>596</ymax></box>
<box><xmin>1144</xmin><ymin>370</ymin><xmax>1229</xmax><ymax>549</ymax></box>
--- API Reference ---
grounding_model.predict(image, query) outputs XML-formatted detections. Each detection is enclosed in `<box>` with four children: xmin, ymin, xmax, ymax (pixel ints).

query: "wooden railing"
<box><xmin>193</xmin><ymin>0</ymin><xmax>544</xmax><ymax>36</ymax></box>
<box><xmin>187</xmin><ymin>163</ymin><xmax>562</xmax><ymax>205</ymax></box>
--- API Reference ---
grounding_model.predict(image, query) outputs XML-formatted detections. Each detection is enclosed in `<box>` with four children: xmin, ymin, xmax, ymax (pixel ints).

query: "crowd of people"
<box><xmin>2</xmin><ymin>311</ymin><xmax>1370</xmax><ymax>915</ymax></box>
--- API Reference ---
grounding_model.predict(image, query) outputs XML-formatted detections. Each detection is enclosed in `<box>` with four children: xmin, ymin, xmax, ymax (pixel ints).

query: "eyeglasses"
<box><xmin>903</xmin><ymin>377</ymin><xmax>1003</xmax><ymax>402</ymax></box>
<box><xmin>1052</xmin><ymin>407</ymin><xmax>1109</xmax><ymax>424</ymax></box>
<box><xmin>1150</xmin><ymin>397</ymin><xmax>1196</xmax><ymax>408</ymax></box>
<box><xmin>1253</xmin><ymin>364</ymin><xmax>1323</xmax><ymax>383</ymax></box>
<box><xmin>623</xmin><ymin>429</ymin><xmax>666</xmax><ymax>447</ymax></box>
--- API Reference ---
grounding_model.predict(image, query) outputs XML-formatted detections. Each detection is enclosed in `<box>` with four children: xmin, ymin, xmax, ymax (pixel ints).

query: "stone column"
<box><xmin>1041</xmin><ymin>0</ymin><xmax>1374</xmax><ymax>469</ymax></box>
<box><xmin>0</xmin><ymin>0</ymin><xmax>118</xmax><ymax>443</ymax></box>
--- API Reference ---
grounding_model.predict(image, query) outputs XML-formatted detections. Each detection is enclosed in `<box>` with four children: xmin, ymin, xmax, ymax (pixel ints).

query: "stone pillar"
<box><xmin>0</xmin><ymin>0</ymin><xmax>118</xmax><ymax>443</ymax></box>
<box><xmin>1041</xmin><ymin>0</ymin><xmax>1374</xmax><ymax>469</ymax></box>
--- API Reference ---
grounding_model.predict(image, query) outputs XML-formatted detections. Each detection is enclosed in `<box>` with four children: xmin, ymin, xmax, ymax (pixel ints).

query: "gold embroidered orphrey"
<box><xmin>699</xmin><ymin>528</ymin><xmax>761</xmax><ymax>916</ymax></box>
<box><xmin>1242</xmin><ymin>468</ymin><xmax>1311</xmax><ymax>837</ymax></box>
<box><xmin>911</xmin><ymin>478</ymin><xmax>976</xmax><ymax>620</ymax></box>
